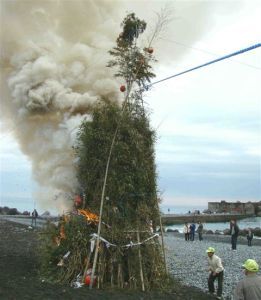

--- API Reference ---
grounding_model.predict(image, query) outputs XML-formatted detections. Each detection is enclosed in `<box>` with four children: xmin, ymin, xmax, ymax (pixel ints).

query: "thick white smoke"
<box><xmin>1</xmin><ymin>0</ymin><xmax>124</xmax><ymax>212</ymax></box>
<box><xmin>1</xmin><ymin>0</ymin><xmax>221</xmax><ymax>213</ymax></box>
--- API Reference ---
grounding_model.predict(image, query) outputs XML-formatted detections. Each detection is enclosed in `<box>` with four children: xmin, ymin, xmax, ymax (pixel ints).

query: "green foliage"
<box><xmin>118</xmin><ymin>13</ymin><xmax>146</xmax><ymax>47</ymax></box>
<box><xmin>76</xmin><ymin>100</ymin><xmax>159</xmax><ymax>226</ymax></box>
<box><xmin>40</xmin><ymin>217</ymin><xmax>95</xmax><ymax>283</ymax></box>
<box><xmin>108</xmin><ymin>13</ymin><xmax>155</xmax><ymax>89</ymax></box>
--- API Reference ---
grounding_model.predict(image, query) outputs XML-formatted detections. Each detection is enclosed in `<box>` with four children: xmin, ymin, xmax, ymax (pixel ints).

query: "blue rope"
<box><xmin>148</xmin><ymin>43</ymin><xmax>261</xmax><ymax>87</ymax></box>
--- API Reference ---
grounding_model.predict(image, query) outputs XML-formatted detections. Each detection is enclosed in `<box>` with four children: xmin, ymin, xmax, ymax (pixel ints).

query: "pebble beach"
<box><xmin>164</xmin><ymin>233</ymin><xmax>261</xmax><ymax>300</ymax></box>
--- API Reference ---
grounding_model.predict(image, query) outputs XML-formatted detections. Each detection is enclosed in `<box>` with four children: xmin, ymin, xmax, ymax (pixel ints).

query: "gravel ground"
<box><xmin>164</xmin><ymin>233</ymin><xmax>261</xmax><ymax>300</ymax></box>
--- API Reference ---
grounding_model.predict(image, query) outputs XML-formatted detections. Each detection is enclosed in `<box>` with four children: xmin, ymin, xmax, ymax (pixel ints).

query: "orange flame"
<box><xmin>78</xmin><ymin>209</ymin><xmax>99</xmax><ymax>223</ymax></box>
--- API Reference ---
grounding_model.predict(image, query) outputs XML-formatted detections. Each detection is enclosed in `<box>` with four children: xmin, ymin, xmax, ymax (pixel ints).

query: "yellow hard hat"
<box><xmin>242</xmin><ymin>259</ymin><xmax>259</xmax><ymax>272</ymax></box>
<box><xmin>206</xmin><ymin>247</ymin><xmax>215</xmax><ymax>253</ymax></box>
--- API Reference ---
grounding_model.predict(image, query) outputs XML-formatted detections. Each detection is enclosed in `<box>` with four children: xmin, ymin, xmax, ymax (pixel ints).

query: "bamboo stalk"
<box><xmin>110</xmin><ymin>257</ymin><xmax>114</xmax><ymax>287</ymax></box>
<box><xmin>158</xmin><ymin>213</ymin><xmax>167</xmax><ymax>275</ymax></box>
<box><xmin>82</xmin><ymin>250</ymin><xmax>92</xmax><ymax>284</ymax></box>
<box><xmin>89</xmin><ymin>86</ymin><xmax>133</xmax><ymax>289</ymax></box>
<box><xmin>117</xmin><ymin>264</ymin><xmax>120</xmax><ymax>288</ymax></box>
<box><xmin>137</xmin><ymin>231</ymin><xmax>145</xmax><ymax>291</ymax></box>
<box><xmin>127</xmin><ymin>254</ymin><xmax>132</xmax><ymax>288</ymax></box>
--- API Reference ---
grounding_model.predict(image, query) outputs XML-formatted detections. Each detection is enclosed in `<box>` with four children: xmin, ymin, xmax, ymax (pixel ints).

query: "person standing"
<box><xmin>206</xmin><ymin>247</ymin><xmax>224</xmax><ymax>300</ymax></box>
<box><xmin>189</xmin><ymin>223</ymin><xmax>196</xmax><ymax>241</ymax></box>
<box><xmin>233</xmin><ymin>259</ymin><xmax>261</xmax><ymax>300</ymax></box>
<box><xmin>230</xmin><ymin>219</ymin><xmax>239</xmax><ymax>250</ymax></box>
<box><xmin>31</xmin><ymin>209</ymin><xmax>38</xmax><ymax>227</ymax></box>
<box><xmin>183</xmin><ymin>223</ymin><xmax>190</xmax><ymax>241</ymax></box>
<box><xmin>246</xmin><ymin>228</ymin><xmax>253</xmax><ymax>246</ymax></box>
<box><xmin>198</xmin><ymin>221</ymin><xmax>203</xmax><ymax>241</ymax></box>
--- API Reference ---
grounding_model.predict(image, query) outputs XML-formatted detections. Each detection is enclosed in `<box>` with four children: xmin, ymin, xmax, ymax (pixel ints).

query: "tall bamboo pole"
<box><xmin>156</xmin><ymin>200</ymin><xmax>168</xmax><ymax>274</ymax></box>
<box><xmin>158</xmin><ymin>213</ymin><xmax>167</xmax><ymax>274</ymax></box>
<box><xmin>89</xmin><ymin>87</ymin><xmax>132</xmax><ymax>289</ymax></box>
<box><xmin>89</xmin><ymin>126</ymin><xmax>118</xmax><ymax>289</ymax></box>
<box><xmin>137</xmin><ymin>231</ymin><xmax>145</xmax><ymax>291</ymax></box>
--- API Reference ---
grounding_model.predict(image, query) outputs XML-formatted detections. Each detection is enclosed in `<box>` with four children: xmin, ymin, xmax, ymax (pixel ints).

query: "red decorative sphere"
<box><xmin>147</xmin><ymin>47</ymin><xmax>154</xmax><ymax>54</ymax></box>
<box><xmin>120</xmin><ymin>85</ymin><xmax>126</xmax><ymax>92</ymax></box>
<box><xmin>84</xmin><ymin>275</ymin><xmax>96</xmax><ymax>286</ymax></box>
<box><xmin>84</xmin><ymin>275</ymin><xmax>91</xmax><ymax>285</ymax></box>
<box><xmin>74</xmin><ymin>195</ymin><xmax>82</xmax><ymax>206</ymax></box>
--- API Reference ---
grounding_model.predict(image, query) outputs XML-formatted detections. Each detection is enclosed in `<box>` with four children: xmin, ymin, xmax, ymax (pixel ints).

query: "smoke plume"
<box><xmin>1</xmin><ymin>0</ymin><xmax>218</xmax><ymax>212</ymax></box>
<box><xmin>1</xmin><ymin>0</ymin><xmax>125</xmax><ymax>212</ymax></box>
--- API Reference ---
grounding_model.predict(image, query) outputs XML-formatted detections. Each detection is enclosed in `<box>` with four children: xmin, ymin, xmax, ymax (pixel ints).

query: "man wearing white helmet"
<box><xmin>233</xmin><ymin>259</ymin><xmax>261</xmax><ymax>300</ymax></box>
<box><xmin>206</xmin><ymin>247</ymin><xmax>224</xmax><ymax>300</ymax></box>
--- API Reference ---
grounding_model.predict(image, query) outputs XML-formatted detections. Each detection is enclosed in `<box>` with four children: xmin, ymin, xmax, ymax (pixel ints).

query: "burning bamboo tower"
<box><xmin>41</xmin><ymin>13</ymin><xmax>168</xmax><ymax>290</ymax></box>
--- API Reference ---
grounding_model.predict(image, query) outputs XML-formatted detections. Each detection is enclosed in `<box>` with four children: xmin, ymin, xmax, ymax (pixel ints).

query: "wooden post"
<box><xmin>137</xmin><ymin>231</ymin><xmax>145</xmax><ymax>291</ymax></box>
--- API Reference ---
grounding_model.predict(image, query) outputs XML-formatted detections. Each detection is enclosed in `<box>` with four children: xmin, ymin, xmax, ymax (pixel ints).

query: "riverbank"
<box><xmin>161</xmin><ymin>213</ymin><xmax>253</xmax><ymax>225</ymax></box>
<box><xmin>0</xmin><ymin>219</ymin><xmax>215</xmax><ymax>300</ymax></box>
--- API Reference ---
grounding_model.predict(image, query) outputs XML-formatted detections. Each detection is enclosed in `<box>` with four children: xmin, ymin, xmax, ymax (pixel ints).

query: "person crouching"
<box><xmin>206</xmin><ymin>247</ymin><xmax>224</xmax><ymax>300</ymax></box>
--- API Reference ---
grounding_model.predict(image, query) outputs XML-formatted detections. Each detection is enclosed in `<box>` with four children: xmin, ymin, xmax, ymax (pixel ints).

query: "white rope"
<box><xmin>90</xmin><ymin>233</ymin><xmax>159</xmax><ymax>249</ymax></box>
<box><xmin>90</xmin><ymin>233</ymin><xmax>117</xmax><ymax>248</ymax></box>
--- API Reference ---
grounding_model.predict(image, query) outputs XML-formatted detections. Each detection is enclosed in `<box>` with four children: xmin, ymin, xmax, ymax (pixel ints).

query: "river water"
<box><xmin>160</xmin><ymin>204</ymin><xmax>261</xmax><ymax>232</ymax></box>
<box><xmin>164</xmin><ymin>216</ymin><xmax>261</xmax><ymax>233</ymax></box>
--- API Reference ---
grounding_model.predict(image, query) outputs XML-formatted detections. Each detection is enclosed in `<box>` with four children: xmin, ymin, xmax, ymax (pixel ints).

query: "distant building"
<box><xmin>208</xmin><ymin>201</ymin><xmax>261</xmax><ymax>216</ymax></box>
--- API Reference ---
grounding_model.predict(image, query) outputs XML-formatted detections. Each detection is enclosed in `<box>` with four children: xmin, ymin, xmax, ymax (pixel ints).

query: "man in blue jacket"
<box><xmin>189</xmin><ymin>223</ymin><xmax>196</xmax><ymax>241</ymax></box>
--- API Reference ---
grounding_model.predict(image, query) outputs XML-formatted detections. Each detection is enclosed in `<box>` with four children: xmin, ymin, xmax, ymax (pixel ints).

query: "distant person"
<box><xmin>189</xmin><ymin>223</ymin><xmax>196</xmax><ymax>241</ymax></box>
<box><xmin>233</xmin><ymin>259</ymin><xmax>261</xmax><ymax>300</ymax></box>
<box><xmin>230</xmin><ymin>219</ymin><xmax>239</xmax><ymax>250</ymax></box>
<box><xmin>183</xmin><ymin>222</ymin><xmax>190</xmax><ymax>241</ymax></box>
<box><xmin>246</xmin><ymin>228</ymin><xmax>253</xmax><ymax>246</ymax></box>
<box><xmin>31</xmin><ymin>209</ymin><xmax>38</xmax><ymax>227</ymax></box>
<box><xmin>198</xmin><ymin>221</ymin><xmax>203</xmax><ymax>241</ymax></box>
<box><xmin>168</xmin><ymin>208</ymin><xmax>170</xmax><ymax>213</ymax></box>
<box><xmin>206</xmin><ymin>247</ymin><xmax>224</xmax><ymax>300</ymax></box>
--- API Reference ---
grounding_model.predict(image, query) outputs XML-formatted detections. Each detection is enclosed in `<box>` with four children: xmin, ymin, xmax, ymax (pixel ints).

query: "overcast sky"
<box><xmin>149</xmin><ymin>1</ymin><xmax>260</xmax><ymax>210</ymax></box>
<box><xmin>0</xmin><ymin>0</ymin><xmax>260</xmax><ymax>213</ymax></box>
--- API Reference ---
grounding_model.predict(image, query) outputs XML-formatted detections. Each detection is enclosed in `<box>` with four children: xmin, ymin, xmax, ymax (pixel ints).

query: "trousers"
<box><xmin>208</xmin><ymin>271</ymin><xmax>223</xmax><ymax>297</ymax></box>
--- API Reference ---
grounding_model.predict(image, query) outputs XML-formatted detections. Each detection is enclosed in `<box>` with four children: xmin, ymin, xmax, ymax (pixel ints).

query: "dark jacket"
<box><xmin>247</xmin><ymin>231</ymin><xmax>253</xmax><ymax>240</ymax></box>
<box><xmin>197</xmin><ymin>223</ymin><xmax>203</xmax><ymax>233</ymax></box>
<box><xmin>230</xmin><ymin>223</ymin><xmax>239</xmax><ymax>237</ymax></box>
<box><xmin>32</xmin><ymin>209</ymin><xmax>38</xmax><ymax>218</ymax></box>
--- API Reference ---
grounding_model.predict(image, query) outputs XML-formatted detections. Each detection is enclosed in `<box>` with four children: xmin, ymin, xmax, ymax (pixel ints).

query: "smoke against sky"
<box><xmin>1</xmin><ymin>0</ymin><xmax>124</xmax><ymax>211</ymax></box>
<box><xmin>0</xmin><ymin>0</ymin><xmax>260</xmax><ymax>213</ymax></box>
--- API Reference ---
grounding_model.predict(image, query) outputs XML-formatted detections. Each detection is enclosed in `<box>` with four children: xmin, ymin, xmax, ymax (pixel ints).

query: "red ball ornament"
<box><xmin>74</xmin><ymin>195</ymin><xmax>82</xmax><ymax>206</ymax></box>
<box><xmin>84</xmin><ymin>275</ymin><xmax>91</xmax><ymax>285</ymax></box>
<box><xmin>147</xmin><ymin>47</ymin><xmax>154</xmax><ymax>54</ymax></box>
<box><xmin>120</xmin><ymin>85</ymin><xmax>126</xmax><ymax>92</ymax></box>
<box><xmin>84</xmin><ymin>275</ymin><xmax>96</xmax><ymax>286</ymax></box>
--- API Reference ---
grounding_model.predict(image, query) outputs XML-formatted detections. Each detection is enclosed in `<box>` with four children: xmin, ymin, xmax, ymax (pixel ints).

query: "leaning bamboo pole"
<box><xmin>89</xmin><ymin>86</ymin><xmax>132</xmax><ymax>289</ymax></box>
<box><xmin>155</xmin><ymin>199</ymin><xmax>168</xmax><ymax>275</ymax></box>
<box><xmin>89</xmin><ymin>24</ymin><xmax>165</xmax><ymax>287</ymax></box>
<box><xmin>158</xmin><ymin>213</ymin><xmax>168</xmax><ymax>275</ymax></box>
